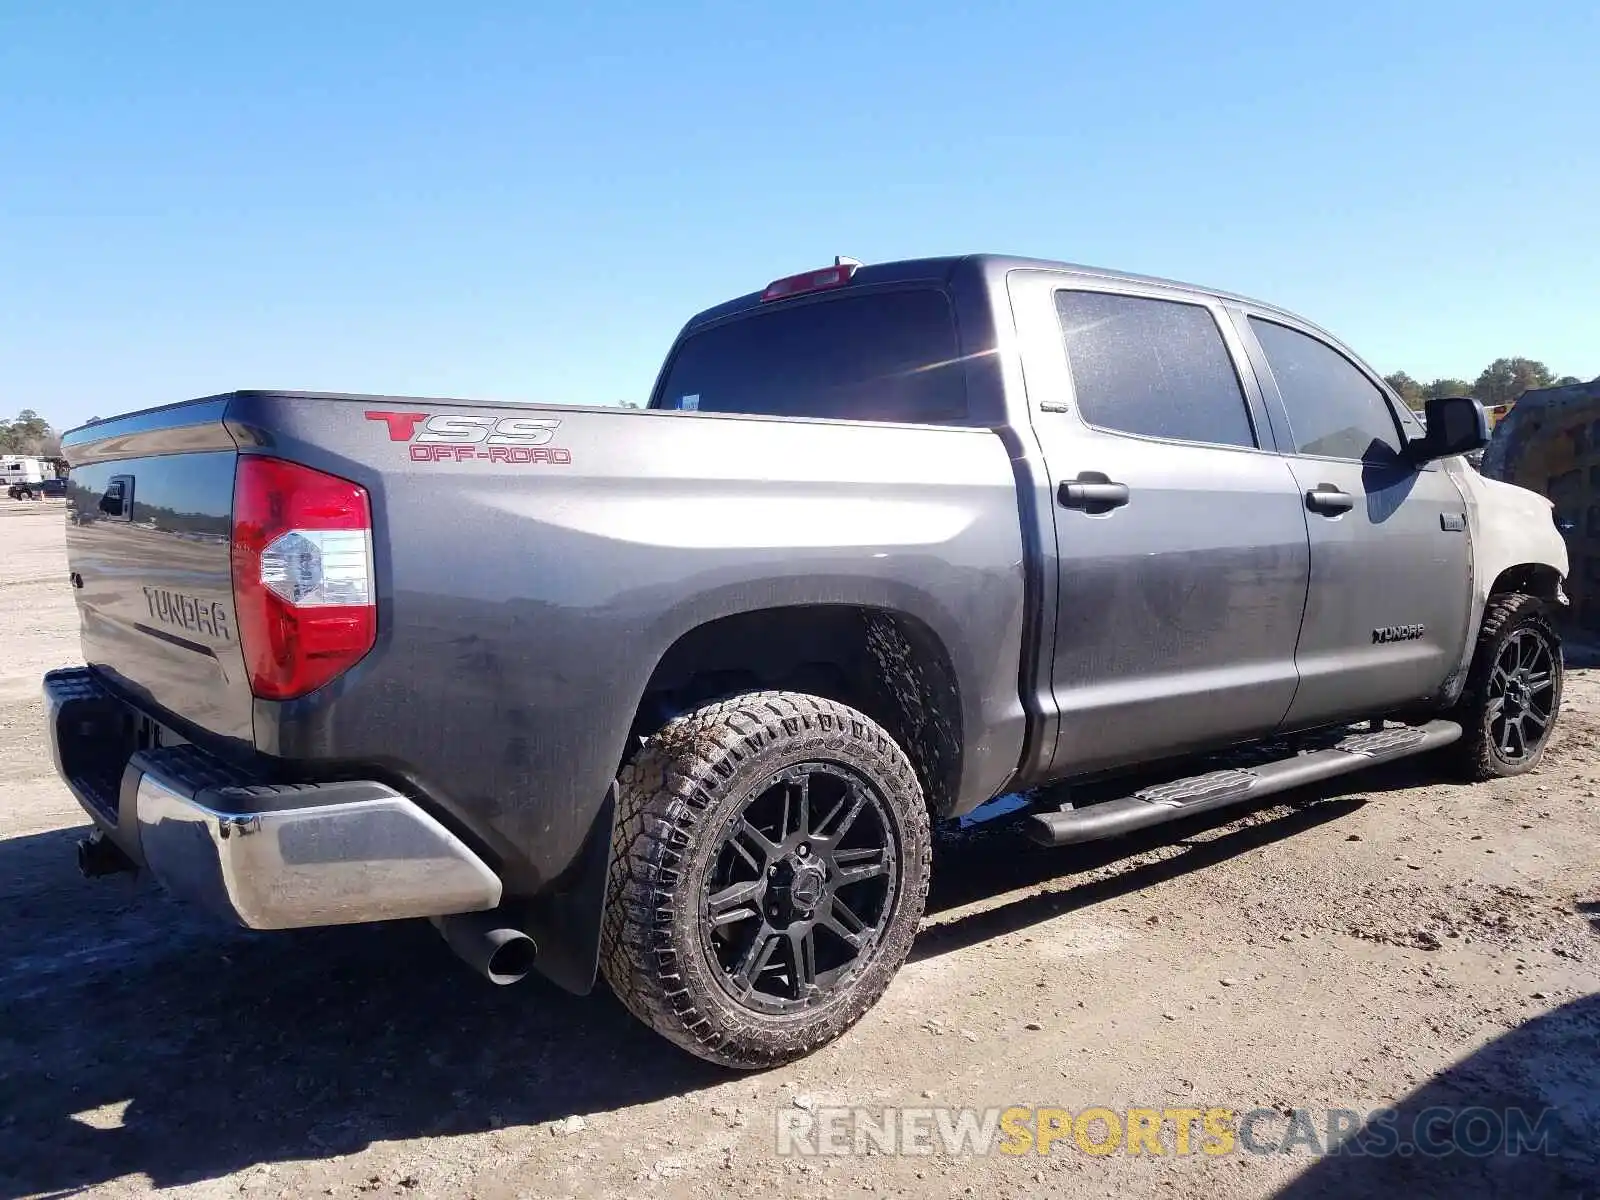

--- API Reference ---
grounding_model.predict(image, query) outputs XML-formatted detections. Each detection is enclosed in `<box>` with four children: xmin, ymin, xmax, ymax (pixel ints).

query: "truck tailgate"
<box><xmin>64</xmin><ymin>398</ymin><xmax>253</xmax><ymax>743</ymax></box>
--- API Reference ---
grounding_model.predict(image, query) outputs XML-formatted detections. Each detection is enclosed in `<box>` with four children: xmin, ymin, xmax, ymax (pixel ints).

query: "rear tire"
<box><xmin>1446</xmin><ymin>592</ymin><xmax>1563</xmax><ymax>780</ymax></box>
<box><xmin>600</xmin><ymin>691</ymin><xmax>931</xmax><ymax>1069</ymax></box>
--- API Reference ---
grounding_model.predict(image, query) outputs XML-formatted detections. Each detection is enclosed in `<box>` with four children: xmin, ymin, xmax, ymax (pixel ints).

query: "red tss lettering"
<box><xmin>369</xmin><ymin>411</ymin><xmax>572</xmax><ymax>465</ymax></box>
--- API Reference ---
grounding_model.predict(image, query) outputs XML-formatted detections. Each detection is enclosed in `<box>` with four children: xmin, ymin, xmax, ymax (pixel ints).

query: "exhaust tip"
<box><xmin>483</xmin><ymin>931</ymin><xmax>539</xmax><ymax>986</ymax></box>
<box><xmin>433</xmin><ymin>911</ymin><xmax>537</xmax><ymax>986</ymax></box>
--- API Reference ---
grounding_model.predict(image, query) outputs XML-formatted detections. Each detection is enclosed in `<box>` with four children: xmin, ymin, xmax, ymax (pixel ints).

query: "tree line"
<box><xmin>1383</xmin><ymin>357</ymin><xmax>1586</xmax><ymax>412</ymax></box>
<box><xmin>0</xmin><ymin>410</ymin><xmax>62</xmax><ymax>457</ymax></box>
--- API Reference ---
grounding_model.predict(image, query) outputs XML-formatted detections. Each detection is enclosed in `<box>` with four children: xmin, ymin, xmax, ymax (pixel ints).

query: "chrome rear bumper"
<box><xmin>45</xmin><ymin>667</ymin><xmax>502</xmax><ymax>930</ymax></box>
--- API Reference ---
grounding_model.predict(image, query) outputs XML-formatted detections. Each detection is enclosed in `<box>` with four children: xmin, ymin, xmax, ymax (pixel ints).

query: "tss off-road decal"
<box><xmin>364</xmin><ymin>411</ymin><xmax>573</xmax><ymax>464</ymax></box>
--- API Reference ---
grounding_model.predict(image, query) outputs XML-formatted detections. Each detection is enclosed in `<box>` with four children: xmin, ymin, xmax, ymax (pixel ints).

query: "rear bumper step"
<box><xmin>44</xmin><ymin>667</ymin><xmax>502</xmax><ymax>929</ymax></box>
<box><xmin>1026</xmin><ymin>719</ymin><xmax>1462</xmax><ymax>847</ymax></box>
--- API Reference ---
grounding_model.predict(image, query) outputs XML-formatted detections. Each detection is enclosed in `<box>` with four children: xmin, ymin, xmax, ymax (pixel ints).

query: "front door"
<box><xmin>1010</xmin><ymin>273</ymin><xmax>1312</xmax><ymax>777</ymax></box>
<box><xmin>1234</xmin><ymin>312</ymin><xmax>1473</xmax><ymax>727</ymax></box>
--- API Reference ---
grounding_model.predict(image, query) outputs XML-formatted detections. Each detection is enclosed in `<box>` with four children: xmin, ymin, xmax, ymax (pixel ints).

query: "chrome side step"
<box><xmin>1025</xmin><ymin>719</ymin><xmax>1462</xmax><ymax>847</ymax></box>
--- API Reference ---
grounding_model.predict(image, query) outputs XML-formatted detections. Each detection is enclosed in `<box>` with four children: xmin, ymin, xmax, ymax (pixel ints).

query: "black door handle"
<box><xmin>1058</xmin><ymin>479</ymin><xmax>1130</xmax><ymax>511</ymax></box>
<box><xmin>1305</xmin><ymin>485</ymin><xmax>1354</xmax><ymax>515</ymax></box>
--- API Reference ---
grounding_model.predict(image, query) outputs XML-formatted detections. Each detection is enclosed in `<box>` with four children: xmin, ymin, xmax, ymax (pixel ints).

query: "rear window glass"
<box><xmin>653</xmin><ymin>289</ymin><xmax>967</xmax><ymax>424</ymax></box>
<box><xmin>1055</xmin><ymin>290</ymin><xmax>1256</xmax><ymax>448</ymax></box>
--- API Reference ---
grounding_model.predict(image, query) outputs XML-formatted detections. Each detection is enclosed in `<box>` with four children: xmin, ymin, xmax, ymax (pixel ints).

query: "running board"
<box><xmin>1025</xmin><ymin>719</ymin><xmax>1462</xmax><ymax>847</ymax></box>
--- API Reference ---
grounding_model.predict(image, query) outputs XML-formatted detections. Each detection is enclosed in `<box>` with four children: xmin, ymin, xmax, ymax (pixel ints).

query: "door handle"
<box><xmin>1058</xmin><ymin>479</ymin><xmax>1130</xmax><ymax>511</ymax></box>
<box><xmin>1305</xmin><ymin>485</ymin><xmax>1354</xmax><ymax>515</ymax></box>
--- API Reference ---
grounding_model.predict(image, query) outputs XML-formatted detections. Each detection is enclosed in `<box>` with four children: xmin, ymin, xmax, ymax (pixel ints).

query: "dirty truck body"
<box><xmin>48</xmin><ymin>255</ymin><xmax>1569</xmax><ymax>1066</ymax></box>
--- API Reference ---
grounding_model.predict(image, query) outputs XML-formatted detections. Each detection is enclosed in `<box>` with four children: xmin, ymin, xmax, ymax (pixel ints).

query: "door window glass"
<box><xmin>1250</xmin><ymin>318</ymin><xmax>1403</xmax><ymax>460</ymax></box>
<box><xmin>1054</xmin><ymin>291</ymin><xmax>1256</xmax><ymax>448</ymax></box>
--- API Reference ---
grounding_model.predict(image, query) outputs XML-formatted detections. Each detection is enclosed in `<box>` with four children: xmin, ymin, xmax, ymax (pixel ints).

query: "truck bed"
<box><xmin>61</xmin><ymin>392</ymin><xmax>1029</xmax><ymax>903</ymax></box>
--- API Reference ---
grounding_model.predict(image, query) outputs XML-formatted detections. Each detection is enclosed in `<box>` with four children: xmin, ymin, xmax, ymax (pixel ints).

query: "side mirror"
<box><xmin>1407</xmin><ymin>396</ymin><xmax>1488</xmax><ymax>464</ymax></box>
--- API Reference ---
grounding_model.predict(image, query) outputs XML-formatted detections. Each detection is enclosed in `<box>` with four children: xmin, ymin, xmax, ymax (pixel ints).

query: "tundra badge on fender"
<box><xmin>1373</xmin><ymin>623</ymin><xmax>1426</xmax><ymax>644</ymax></box>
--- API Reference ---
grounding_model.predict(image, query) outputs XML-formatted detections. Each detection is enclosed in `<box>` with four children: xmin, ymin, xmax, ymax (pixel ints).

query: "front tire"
<box><xmin>1447</xmin><ymin>592</ymin><xmax>1563</xmax><ymax>780</ymax></box>
<box><xmin>600</xmin><ymin>691</ymin><xmax>932</xmax><ymax>1069</ymax></box>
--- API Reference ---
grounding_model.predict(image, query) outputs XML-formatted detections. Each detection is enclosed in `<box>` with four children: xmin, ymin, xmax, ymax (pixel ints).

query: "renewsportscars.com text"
<box><xmin>775</xmin><ymin>1105</ymin><xmax>1563</xmax><ymax>1159</ymax></box>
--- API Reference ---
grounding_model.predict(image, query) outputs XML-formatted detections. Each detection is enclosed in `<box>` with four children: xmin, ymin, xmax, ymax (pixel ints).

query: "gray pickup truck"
<box><xmin>47</xmin><ymin>254</ymin><xmax>1569</xmax><ymax>1068</ymax></box>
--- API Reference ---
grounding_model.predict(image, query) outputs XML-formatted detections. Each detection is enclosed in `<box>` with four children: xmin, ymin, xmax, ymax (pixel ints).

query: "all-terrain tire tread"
<box><xmin>599</xmin><ymin>690</ymin><xmax>931</xmax><ymax>1070</ymax></box>
<box><xmin>1447</xmin><ymin>592</ymin><xmax>1563</xmax><ymax>781</ymax></box>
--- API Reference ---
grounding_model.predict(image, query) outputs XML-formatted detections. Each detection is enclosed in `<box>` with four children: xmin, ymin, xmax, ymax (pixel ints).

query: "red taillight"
<box><xmin>231</xmin><ymin>456</ymin><xmax>376</xmax><ymax>700</ymax></box>
<box><xmin>760</xmin><ymin>260</ymin><xmax>860</xmax><ymax>303</ymax></box>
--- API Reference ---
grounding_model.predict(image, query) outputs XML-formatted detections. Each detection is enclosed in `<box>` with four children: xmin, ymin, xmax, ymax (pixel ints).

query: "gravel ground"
<box><xmin>0</xmin><ymin>499</ymin><xmax>1596</xmax><ymax>1199</ymax></box>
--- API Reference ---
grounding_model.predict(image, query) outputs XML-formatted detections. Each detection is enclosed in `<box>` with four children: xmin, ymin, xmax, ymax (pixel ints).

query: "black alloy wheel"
<box><xmin>702</xmin><ymin>762</ymin><xmax>898</xmax><ymax>1014</ymax></box>
<box><xmin>1484</xmin><ymin>626</ymin><xmax>1558</xmax><ymax>764</ymax></box>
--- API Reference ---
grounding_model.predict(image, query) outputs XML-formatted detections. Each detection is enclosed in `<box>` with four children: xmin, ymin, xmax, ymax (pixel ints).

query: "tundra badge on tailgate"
<box><xmin>142</xmin><ymin>586</ymin><xmax>232</xmax><ymax>641</ymax></box>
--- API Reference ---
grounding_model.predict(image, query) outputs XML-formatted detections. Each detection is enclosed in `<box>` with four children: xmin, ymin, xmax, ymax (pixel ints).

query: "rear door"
<box><xmin>1008</xmin><ymin>272</ymin><xmax>1312</xmax><ymax>776</ymax></box>
<box><xmin>1230</xmin><ymin>310</ymin><xmax>1472</xmax><ymax>726</ymax></box>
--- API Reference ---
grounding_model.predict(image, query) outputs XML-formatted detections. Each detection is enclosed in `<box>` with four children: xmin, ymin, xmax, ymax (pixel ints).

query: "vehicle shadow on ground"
<box><xmin>913</xmin><ymin>754</ymin><xmax>1449</xmax><ymax>957</ymax></box>
<box><xmin>1272</xmin><ymin>992</ymin><xmax>1599</xmax><ymax>1199</ymax></box>
<box><xmin>0</xmin><ymin>827</ymin><xmax>727</xmax><ymax>1197</ymax></box>
<box><xmin>0</xmin><ymin>764</ymin><xmax>1427</xmax><ymax>1195</ymax></box>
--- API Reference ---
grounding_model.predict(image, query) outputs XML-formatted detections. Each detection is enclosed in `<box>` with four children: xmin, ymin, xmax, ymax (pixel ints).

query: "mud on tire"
<box><xmin>599</xmin><ymin>691</ymin><xmax>932</xmax><ymax>1069</ymax></box>
<box><xmin>1447</xmin><ymin>592</ymin><xmax>1564</xmax><ymax>781</ymax></box>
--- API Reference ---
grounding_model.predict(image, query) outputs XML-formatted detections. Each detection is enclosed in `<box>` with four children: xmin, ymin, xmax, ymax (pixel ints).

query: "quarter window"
<box><xmin>1054</xmin><ymin>291</ymin><xmax>1256</xmax><ymax>449</ymax></box>
<box><xmin>1250</xmin><ymin>318</ymin><xmax>1403</xmax><ymax>461</ymax></box>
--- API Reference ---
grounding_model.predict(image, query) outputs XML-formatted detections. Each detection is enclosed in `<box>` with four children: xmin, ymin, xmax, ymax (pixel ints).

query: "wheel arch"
<box><xmin>1487</xmin><ymin>563</ymin><xmax>1565</xmax><ymax>606</ymax></box>
<box><xmin>630</xmin><ymin>603</ymin><xmax>967</xmax><ymax>820</ymax></box>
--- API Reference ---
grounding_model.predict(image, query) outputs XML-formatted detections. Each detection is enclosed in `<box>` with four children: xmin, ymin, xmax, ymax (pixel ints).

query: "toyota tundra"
<box><xmin>46</xmin><ymin>254</ymin><xmax>1569</xmax><ymax>1068</ymax></box>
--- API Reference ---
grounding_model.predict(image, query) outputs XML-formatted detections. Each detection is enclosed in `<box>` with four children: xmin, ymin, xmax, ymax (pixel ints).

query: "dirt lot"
<box><xmin>1</xmin><ymin>499</ymin><xmax>1596</xmax><ymax>1199</ymax></box>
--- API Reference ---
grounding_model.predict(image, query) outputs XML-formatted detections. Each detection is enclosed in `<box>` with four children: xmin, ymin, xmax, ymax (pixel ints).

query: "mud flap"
<box><xmin>516</xmin><ymin>784</ymin><xmax>617</xmax><ymax>995</ymax></box>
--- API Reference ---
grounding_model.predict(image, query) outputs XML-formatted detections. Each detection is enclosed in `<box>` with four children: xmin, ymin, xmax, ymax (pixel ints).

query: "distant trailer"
<box><xmin>0</xmin><ymin>457</ymin><xmax>46</xmax><ymax>486</ymax></box>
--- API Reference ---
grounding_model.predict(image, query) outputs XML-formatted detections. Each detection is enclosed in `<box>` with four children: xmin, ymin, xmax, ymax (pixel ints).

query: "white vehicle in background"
<box><xmin>3</xmin><ymin>457</ymin><xmax>55</xmax><ymax>500</ymax></box>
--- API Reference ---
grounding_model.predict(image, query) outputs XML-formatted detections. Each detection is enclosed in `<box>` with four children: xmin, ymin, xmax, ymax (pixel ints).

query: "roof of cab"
<box><xmin>681</xmin><ymin>253</ymin><xmax>1302</xmax><ymax>332</ymax></box>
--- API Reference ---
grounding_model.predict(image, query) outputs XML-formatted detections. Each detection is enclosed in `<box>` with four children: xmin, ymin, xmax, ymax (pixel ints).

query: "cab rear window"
<box><xmin>653</xmin><ymin>289</ymin><xmax>967</xmax><ymax>424</ymax></box>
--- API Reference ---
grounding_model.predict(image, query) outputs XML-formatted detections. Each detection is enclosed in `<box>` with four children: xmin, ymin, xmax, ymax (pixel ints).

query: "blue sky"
<box><xmin>2</xmin><ymin>1</ymin><xmax>1595</xmax><ymax>430</ymax></box>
